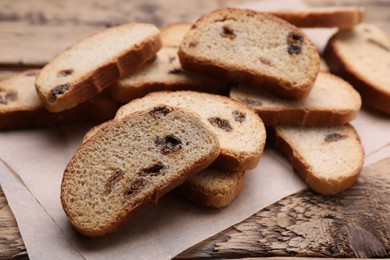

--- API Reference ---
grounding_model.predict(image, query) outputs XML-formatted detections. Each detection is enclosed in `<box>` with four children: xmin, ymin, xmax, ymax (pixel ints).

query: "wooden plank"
<box><xmin>0</xmin><ymin>188</ymin><xmax>27</xmax><ymax>260</ymax></box>
<box><xmin>0</xmin><ymin>0</ymin><xmax>243</xmax><ymax>66</ymax></box>
<box><xmin>175</xmin><ymin>158</ymin><xmax>390</xmax><ymax>258</ymax></box>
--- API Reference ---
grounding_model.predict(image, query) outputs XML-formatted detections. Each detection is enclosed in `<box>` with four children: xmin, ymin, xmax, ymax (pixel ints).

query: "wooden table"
<box><xmin>1</xmin><ymin>0</ymin><xmax>389</xmax><ymax>259</ymax></box>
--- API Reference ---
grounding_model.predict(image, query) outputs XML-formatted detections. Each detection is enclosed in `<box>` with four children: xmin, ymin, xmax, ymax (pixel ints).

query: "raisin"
<box><xmin>149</xmin><ymin>106</ymin><xmax>171</xmax><ymax>118</ymax></box>
<box><xmin>124</xmin><ymin>178</ymin><xmax>145</xmax><ymax>196</ymax></box>
<box><xmin>259</xmin><ymin>57</ymin><xmax>272</xmax><ymax>66</ymax></box>
<box><xmin>287</xmin><ymin>32</ymin><xmax>304</xmax><ymax>55</ymax></box>
<box><xmin>155</xmin><ymin>135</ymin><xmax>182</xmax><ymax>154</ymax></box>
<box><xmin>208</xmin><ymin>117</ymin><xmax>233</xmax><ymax>132</ymax></box>
<box><xmin>104</xmin><ymin>170</ymin><xmax>124</xmax><ymax>194</ymax></box>
<box><xmin>0</xmin><ymin>90</ymin><xmax>17</xmax><ymax>105</ymax></box>
<box><xmin>232</xmin><ymin>110</ymin><xmax>246</xmax><ymax>123</ymax></box>
<box><xmin>367</xmin><ymin>38</ymin><xmax>390</xmax><ymax>52</ymax></box>
<box><xmin>138</xmin><ymin>162</ymin><xmax>165</xmax><ymax>176</ymax></box>
<box><xmin>189</xmin><ymin>42</ymin><xmax>198</xmax><ymax>48</ymax></box>
<box><xmin>168</xmin><ymin>56</ymin><xmax>176</xmax><ymax>63</ymax></box>
<box><xmin>57</xmin><ymin>69</ymin><xmax>74</xmax><ymax>77</ymax></box>
<box><xmin>168</xmin><ymin>68</ymin><xmax>184</xmax><ymax>74</ymax></box>
<box><xmin>48</xmin><ymin>83</ymin><xmax>70</xmax><ymax>102</ymax></box>
<box><xmin>324</xmin><ymin>133</ymin><xmax>347</xmax><ymax>143</ymax></box>
<box><xmin>220</xmin><ymin>25</ymin><xmax>236</xmax><ymax>40</ymax></box>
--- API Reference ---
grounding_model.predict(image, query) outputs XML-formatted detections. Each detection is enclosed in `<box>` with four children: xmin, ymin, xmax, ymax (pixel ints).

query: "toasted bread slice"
<box><xmin>230</xmin><ymin>72</ymin><xmax>361</xmax><ymax>126</ymax></box>
<box><xmin>269</xmin><ymin>7</ymin><xmax>364</xmax><ymax>29</ymax></box>
<box><xmin>272</xmin><ymin>124</ymin><xmax>364</xmax><ymax>195</ymax></box>
<box><xmin>324</xmin><ymin>23</ymin><xmax>390</xmax><ymax>114</ymax></box>
<box><xmin>35</xmin><ymin>23</ymin><xmax>161</xmax><ymax>112</ymax></box>
<box><xmin>61</xmin><ymin>106</ymin><xmax>220</xmax><ymax>237</ymax></box>
<box><xmin>178</xmin><ymin>8</ymin><xmax>320</xmax><ymax>99</ymax></box>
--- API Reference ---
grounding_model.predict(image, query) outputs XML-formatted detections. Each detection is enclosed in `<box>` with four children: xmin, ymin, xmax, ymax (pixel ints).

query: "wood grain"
<box><xmin>0</xmin><ymin>188</ymin><xmax>27</xmax><ymax>260</ymax></box>
<box><xmin>176</xmin><ymin>158</ymin><xmax>390</xmax><ymax>258</ymax></box>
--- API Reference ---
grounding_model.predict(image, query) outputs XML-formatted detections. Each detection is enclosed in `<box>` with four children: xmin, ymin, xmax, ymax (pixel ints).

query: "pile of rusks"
<box><xmin>1</xmin><ymin>6</ymin><xmax>389</xmax><ymax>237</ymax></box>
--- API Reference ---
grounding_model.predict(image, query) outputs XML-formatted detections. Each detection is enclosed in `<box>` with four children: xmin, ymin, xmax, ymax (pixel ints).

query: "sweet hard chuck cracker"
<box><xmin>178</xmin><ymin>8</ymin><xmax>320</xmax><ymax>99</ymax></box>
<box><xmin>35</xmin><ymin>23</ymin><xmax>162</xmax><ymax>112</ymax></box>
<box><xmin>61</xmin><ymin>106</ymin><xmax>220</xmax><ymax>237</ymax></box>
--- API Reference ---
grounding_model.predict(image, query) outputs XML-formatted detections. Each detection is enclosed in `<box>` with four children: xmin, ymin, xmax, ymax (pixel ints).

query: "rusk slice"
<box><xmin>230</xmin><ymin>72</ymin><xmax>361</xmax><ymax>126</ymax></box>
<box><xmin>111</xmin><ymin>23</ymin><xmax>226</xmax><ymax>103</ymax></box>
<box><xmin>324</xmin><ymin>24</ymin><xmax>390</xmax><ymax>114</ymax></box>
<box><xmin>272</xmin><ymin>124</ymin><xmax>364</xmax><ymax>195</ymax></box>
<box><xmin>0</xmin><ymin>70</ymin><xmax>118</xmax><ymax>129</ymax></box>
<box><xmin>178</xmin><ymin>8</ymin><xmax>320</xmax><ymax>99</ymax></box>
<box><xmin>35</xmin><ymin>23</ymin><xmax>162</xmax><ymax>112</ymax></box>
<box><xmin>175</xmin><ymin>168</ymin><xmax>245</xmax><ymax>208</ymax></box>
<box><xmin>269</xmin><ymin>7</ymin><xmax>364</xmax><ymax>29</ymax></box>
<box><xmin>116</xmin><ymin>91</ymin><xmax>266</xmax><ymax>171</ymax></box>
<box><xmin>61</xmin><ymin>106</ymin><xmax>220</xmax><ymax>237</ymax></box>
<box><xmin>83</xmin><ymin>122</ymin><xmax>244</xmax><ymax>208</ymax></box>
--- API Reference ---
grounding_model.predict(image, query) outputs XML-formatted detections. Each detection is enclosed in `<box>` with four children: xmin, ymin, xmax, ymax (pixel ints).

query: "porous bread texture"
<box><xmin>160</xmin><ymin>23</ymin><xmax>192</xmax><ymax>47</ymax></box>
<box><xmin>111</xmin><ymin>47</ymin><xmax>227</xmax><ymax>103</ymax></box>
<box><xmin>273</xmin><ymin>124</ymin><xmax>364</xmax><ymax>195</ymax></box>
<box><xmin>269</xmin><ymin>7</ymin><xmax>364</xmax><ymax>29</ymax></box>
<box><xmin>230</xmin><ymin>72</ymin><xmax>362</xmax><ymax>126</ymax></box>
<box><xmin>178</xmin><ymin>8</ymin><xmax>320</xmax><ymax>99</ymax></box>
<box><xmin>83</xmin><ymin>121</ymin><xmax>244</xmax><ymax>208</ymax></box>
<box><xmin>175</xmin><ymin>168</ymin><xmax>245</xmax><ymax>208</ymax></box>
<box><xmin>0</xmin><ymin>70</ymin><xmax>118</xmax><ymax>129</ymax></box>
<box><xmin>324</xmin><ymin>23</ymin><xmax>390</xmax><ymax>114</ymax></box>
<box><xmin>61</xmin><ymin>106</ymin><xmax>220</xmax><ymax>237</ymax></box>
<box><xmin>35</xmin><ymin>23</ymin><xmax>162</xmax><ymax>112</ymax></box>
<box><xmin>116</xmin><ymin>91</ymin><xmax>266</xmax><ymax>170</ymax></box>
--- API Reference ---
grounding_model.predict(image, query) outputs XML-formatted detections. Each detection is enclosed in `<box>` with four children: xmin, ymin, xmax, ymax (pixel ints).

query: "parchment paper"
<box><xmin>1</xmin><ymin>0</ymin><xmax>390</xmax><ymax>259</ymax></box>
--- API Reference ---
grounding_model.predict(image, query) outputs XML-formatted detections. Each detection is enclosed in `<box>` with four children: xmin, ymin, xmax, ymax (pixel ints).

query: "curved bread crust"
<box><xmin>230</xmin><ymin>72</ymin><xmax>362</xmax><ymax>126</ymax></box>
<box><xmin>175</xmin><ymin>169</ymin><xmax>245</xmax><ymax>208</ymax></box>
<box><xmin>111</xmin><ymin>47</ymin><xmax>227</xmax><ymax>103</ymax></box>
<box><xmin>178</xmin><ymin>8</ymin><xmax>320</xmax><ymax>99</ymax></box>
<box><xmin>269</xmin><ymin>7</ymin><xmax>364</xmax><ymax>29</ymax></box>
<box><xmin>324</xmin><ymin>24</ymin><xmax>390</xmax><ymax>114</ymax></box>
<box><xmin>0</xmin><ymin>70</ymin><xmax>118</xmax><ymax>129</ymax></box>
<box><xmin>35</xmin><ymin>23</ymin><xmax>162</xmax><ymax>112</ymax></box>
<box><xmin>273</xmin><ymin>124</ymin><xmax>364</xmax><ymax>195</ymax></box>
<box><xmin>116</xmin><ymin>91</ymin><xmax>266</xmax><ymax>171</ymax></box>
<box><xmin>61</xmin><ymin>106</ymin><xmax>220</xmax><ymax>237</ymax></box>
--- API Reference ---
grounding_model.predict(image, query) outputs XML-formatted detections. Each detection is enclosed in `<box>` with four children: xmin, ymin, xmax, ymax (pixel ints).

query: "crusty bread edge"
<box><xmin>175</xmin><ymin>170</ymin><xmax>245</xmax><ymax>208</ymax></box>
<box><xmin>61</xmin><ymin>107</ymin><xmax>220</xmax><ymax>237</ymax></box>
<box><xmin>270</xmin><ymin>7</ymin><xmax>365</xmax><ymax>29</ymax></box>
<box><xmin>36</xmin><ymin>28</ymin><xmax>162</xmax><ymax>112</ymax></box>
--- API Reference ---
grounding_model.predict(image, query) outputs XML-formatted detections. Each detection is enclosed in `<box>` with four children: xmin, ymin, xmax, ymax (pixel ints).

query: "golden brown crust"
<box><xmin>270</xmin><ymin>7</ymin><xmax>365</xmax><ymax>29</ymax></box>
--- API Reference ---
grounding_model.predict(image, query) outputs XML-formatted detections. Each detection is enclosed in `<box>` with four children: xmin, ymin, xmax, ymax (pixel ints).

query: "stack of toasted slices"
<box><xmin>2</xmin><ymin>6</ymin><xmax>374</xmax><ymax>237</ymax></box>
